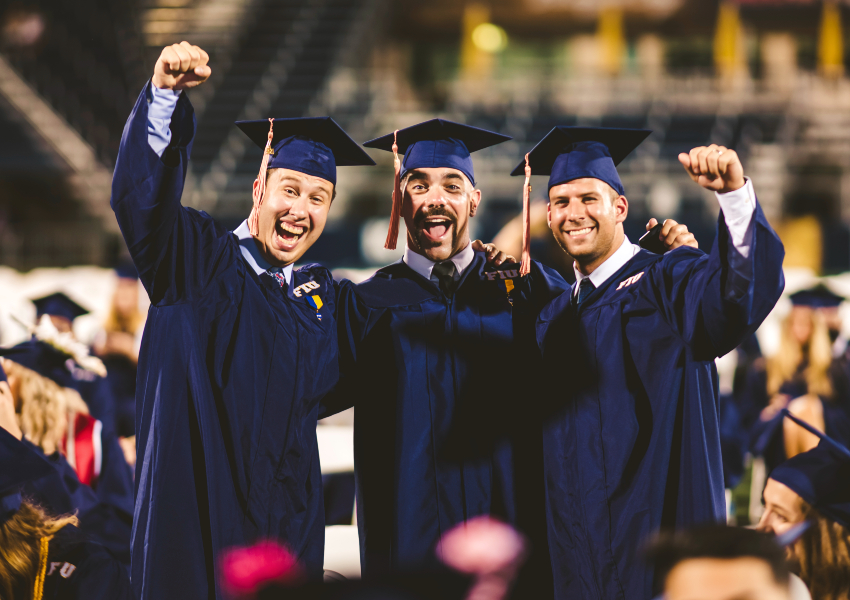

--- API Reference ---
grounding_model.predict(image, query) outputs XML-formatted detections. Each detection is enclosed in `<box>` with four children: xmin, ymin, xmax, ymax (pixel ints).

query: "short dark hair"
<box><xmin>646</xmin><ymin>525</ymin><xmax>790</xmax><ymax>591</ymax></box>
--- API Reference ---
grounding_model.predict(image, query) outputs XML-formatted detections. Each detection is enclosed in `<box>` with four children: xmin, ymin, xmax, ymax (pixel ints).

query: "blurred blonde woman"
<box><xmin>93</xmin><ymin>266</ymin><xmax>143</xmax><ymax>463</ymax></box>
<box><xmin>0</xmin><ymin>381</ymin><xmax>132</xmax><ymax>600</ymax></box>
<box><xmin>0</xmin><ymin>344</ymin><xmax>134</xmax><ymax>567</ymax></box>
<box><xmin>1</xmin><ymin>359</ymin><xmax>89</xmax><ymax>457</ymax></box>
<box><xmin>745</xmin><ymin>290</ymin><xmax>850</xmax><ymax>471</ymax></box>
<box><xmin>757</xmin><ymin>411</ymin><xmax>850</xmax><ymax>600</ymax></box>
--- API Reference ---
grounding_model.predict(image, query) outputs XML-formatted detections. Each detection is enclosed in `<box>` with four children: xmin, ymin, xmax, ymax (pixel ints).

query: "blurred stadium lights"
<box><xmin>1</xmin><ymin>10</ymin><xmax>44</xmax><ymax>48</ymax></box>
<box><xmin>5</xmin><ymin>0</ymin><xmax>850</xmax><ymax>274</ymax></box>
<box><xmin>472</xmin><ymin>23</ymin><xmax>508</xmax><ymax>54</ymax></box>
<box><xmin>522</xmin><ymin>0</ymin><xmax>685</xmax><ymax>17</ymax></box>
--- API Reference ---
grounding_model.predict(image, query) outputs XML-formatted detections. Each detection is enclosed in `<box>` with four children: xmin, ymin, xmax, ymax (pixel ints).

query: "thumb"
<box><xmin>471</xmin><ymin>239</ymin><xmax>484</xmax><ymax>251</ymax></box>
<box><xmin>194</xmin><ymin>64</ymin><xmax>211</xmax><ymax>78</ymax></box>
<box><xmin>646</xmin><ymin>218</ymin><xmax>658</xmax><ymax>231</ymax></box>
<box><xmin>677</xmin><ymin>153</ymin><xmax>691</xmax><ymax>170</ymax></box>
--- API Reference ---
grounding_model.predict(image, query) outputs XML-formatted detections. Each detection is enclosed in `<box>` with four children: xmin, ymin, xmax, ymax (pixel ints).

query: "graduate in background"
<box><xmin>111</xmin><ymin>42</ymin><xmax>374</xmax><ymax>600</ymax></box>
<box><xmin>93</xmin><ymin>264</ymin><xmax>145</xmax><ymax>466</ymax></box>
<box><xmin>757</xmin><ymin>410</ymin><xmax>850</xmax><ymax>600</ymax></box>
<box><xmin>528</xmin><ymin>129</ymin><xmax>785</xmax><ymax>599</ymax></box>
<box><xmin>28</xmin><ymin>294</ymin><xmax>117</xmax><ymax>439</ymax></box>
<box><xmin>0</xmin><ymin>429</ymin><xmax>133</xmax><ymax>599</ymax></box>
<box><xmin>1</xmin><ymin>344</ymin><xmax>133</xmax><ymax>566</ymax></box>
<box><xmin>747</xmin><ymin>286</ymin><xmax>850</xmax><ymax>472</ymax></box>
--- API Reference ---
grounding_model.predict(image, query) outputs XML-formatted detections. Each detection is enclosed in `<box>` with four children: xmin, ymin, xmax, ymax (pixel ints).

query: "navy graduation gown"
<box><xmin>536</xmin><ymin>203</ymin><xmax>785</xmax><ymax>600</ymax></box>
<box><xmin>111</xmin><ymin>83</ymin><xmax>338</xmax><ymax>599</ymax></box>
<box><xmin>41</xmin><ymin>525</ymin><xmax>134</xmax><ymax>600</ymax></box>
<box><xmin>327</xmin><ymin>256</ymin><xmax>568</xmax><ymax>576</ymax></box>
<box><xmin>23</xmin><ymin>439</ymin><xmax>133</xmax><ymax>565</ymax></box>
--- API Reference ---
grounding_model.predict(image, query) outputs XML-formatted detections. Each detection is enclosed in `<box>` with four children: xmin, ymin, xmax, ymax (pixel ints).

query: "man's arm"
<box><xmin>648</xmin><ymin>146</ymin><xmax>785</xmax><ymax>358</ymax></box>
<box><xmin>110</xmin><ymin>42</ymin><xmax>212</xmax><ymax>300</ymax></box>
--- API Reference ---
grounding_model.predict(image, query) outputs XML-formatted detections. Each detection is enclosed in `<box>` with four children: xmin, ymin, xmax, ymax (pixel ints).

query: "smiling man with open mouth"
<box><xmin>320</xmin><ymin>119</ymin><xmax>570</xmax><ymax>593</ymax></box>
<box><xmin>110</xmin><ymin>41</ymin><xmax>375</xmax><ymax>600</ymax></box>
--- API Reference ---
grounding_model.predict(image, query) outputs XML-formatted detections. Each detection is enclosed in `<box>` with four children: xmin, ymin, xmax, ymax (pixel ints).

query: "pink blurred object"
<box><xmin>219</xmin><ymin>539</ymin><xmax>305</xmax><ymax>599</ymax></box>
<box><xmin>436</xmin><ymin>516</ymin><xmax>527</xmax><ymax>575</ymax></box>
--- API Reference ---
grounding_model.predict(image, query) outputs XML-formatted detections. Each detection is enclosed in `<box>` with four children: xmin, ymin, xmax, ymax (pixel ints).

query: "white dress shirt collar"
<box><xmin>572</xmin><ymin>235</ymin><xmax>641</xmax><ymax>297</ymax></box>
<box><xmin>403</xmin><ymin>242</ymin><xmax>475</xmax><ymax>282</ymax></box>
<box><xmin>233</xmin><ymin>220</ymin><xmax>293</xmax><ymax>284</ymax></box>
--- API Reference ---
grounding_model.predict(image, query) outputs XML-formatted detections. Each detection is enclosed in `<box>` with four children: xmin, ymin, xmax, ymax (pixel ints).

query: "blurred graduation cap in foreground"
<box><xmin>770</xmin><ymin>409</ymin><xmax>850</xmax><ymax>528</ymax></box>
<box><xmin>32</xmin><ymin>292</ymin><xmax>90</xmax><ymax>323</ymax></box>
<box><xmin>236</xmin><ymin>117</ymin><xmax>376</xmax><ymax>236</ymax></box>
<box><xmin>363</xmin><ymin>119</ymin><xmax>511</xmax><ymax>250</ymax></box>
<box><xmin>510</xmin><ymin>126</ymin><xmax>651</xmax><ymax>275</ymax></box>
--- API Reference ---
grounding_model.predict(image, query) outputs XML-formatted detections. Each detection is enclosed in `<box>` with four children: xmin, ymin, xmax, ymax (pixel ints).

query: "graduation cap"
<box><xmin>789</xmin><ymin>284</ymin><xmax>844</xmax><ymax>309</ymax></box>
<box><xmin>115</xmin><ymin>261</ymin><xmax>138</xmax><ymax>281</ymax></box>
<box><xmin>0</xmin><ymin>426</ymin><xmax>55</xmax><ymax>525</ymax></box>
<box><xmin>363</xmin><ymin>119</ymin><xmax>512</xmax><ymax>250</ymax></box>
<box><xmin>769</xmin><ymin>409</ymin><xmax>850</xmax><ymax>528</ymax></box>
<box><xmin>32</xmin><ymin>292</ymin><xmax>89</xmax><ymax>323</ymax></box>
<box><xmin>510</xmin><ymin>127</ymin><xmax>651</xmax><ymax>275</ymax></box>
<box><xmin>0</xmin><ymin>341</ymin><xmax>74</xmax><ymax>389</ymax></box>
<box><xmin>236</xmin><ymin>117</ymin><xmax>376</xmax><ymax>237</ymax></box>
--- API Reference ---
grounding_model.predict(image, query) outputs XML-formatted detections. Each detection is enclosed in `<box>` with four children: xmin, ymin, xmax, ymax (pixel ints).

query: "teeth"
<box><xmin>280</xmin><ymin>222</ymin><xmax>304</xmax><ymax>235</ymax></box>
<box><xmin>568</xmin><ymin>227</ymin><xmax>593</xmax><ymax>236</ymax></box>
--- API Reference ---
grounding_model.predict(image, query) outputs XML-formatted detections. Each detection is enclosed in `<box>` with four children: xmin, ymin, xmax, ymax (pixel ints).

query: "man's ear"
<box><xmin>547</xmin><ymin>202</ymin><xmax>552</xmax><ymax>229</ymax></box>
<box><xmin>614</xmin><ymin>195</ymin><xmax>629</xmax><ymax>224</ymax></box>
<box><xmin>469</xmin><ymin>188</ymin><xmax>482</xmax><ymax>217</ymax></box>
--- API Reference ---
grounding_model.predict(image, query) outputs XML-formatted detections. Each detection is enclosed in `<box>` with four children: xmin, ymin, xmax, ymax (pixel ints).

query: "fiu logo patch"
<box><xmin>293</xmin><ymin>281</ymin><xmax>320</xmax><ymax>297</ymax></box>
<box><xmin>484</xmin><ymin>270</ymin><xmax>518</xmax><ymax>305</ymax></box>
<box><xmin>47</xmin><ymin>562</ymin><xmax>77</xmax><ymax>578</ymax></box>
<box><xmin>616</xmin><ymin>272</ymin><xmax>644</xmax><ymax>291</ymax></box>
<box><xmin>484</xmin><ymin>269</ymin><xmax>520</xmax><ymax>281</ymax></box>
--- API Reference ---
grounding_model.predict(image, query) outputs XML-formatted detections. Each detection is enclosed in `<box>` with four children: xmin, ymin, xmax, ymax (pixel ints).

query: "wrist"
<box><xmin>151</xmin><ymin>74</ymin><xmax>174</xmax><ymax>91</ymax></box>
<box><xmin>718</xmin><ymin>177</ymin><xmax>746</xmax><ymax>195</ymax></box>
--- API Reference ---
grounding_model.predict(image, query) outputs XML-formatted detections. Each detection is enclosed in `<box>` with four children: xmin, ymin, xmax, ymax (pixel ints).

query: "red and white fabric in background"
<box><xmin>62</xmin><ymin>412</ymin><xmax>102</xmax><ymax>486</ymax></box>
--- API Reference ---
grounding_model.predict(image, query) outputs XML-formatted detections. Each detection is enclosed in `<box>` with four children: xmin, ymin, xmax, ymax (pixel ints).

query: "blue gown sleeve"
<box><xmin>111</xmin><ymin>82</ymin><xmax>225</xmax><ymax>304</ymax></box>
<box><xmin>320</xmin><ymin>279</ymin><xmax>380</xmax><ymax>418</ymax></box>
<box><xmin>644</xmin><ymin>200</ymin><xmax>785</xmax><ymax>360</ymax></box>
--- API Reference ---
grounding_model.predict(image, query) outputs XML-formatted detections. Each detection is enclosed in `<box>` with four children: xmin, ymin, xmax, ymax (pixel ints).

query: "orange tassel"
<box><xmin>520</xmin><ymin>152</ymin><xmax>532</xmax><ymax>276</ymax></box>
<box><xmin>249</xmin><ymin>118</ymin><xmax>275</xmax><ymax>237</ymax></box>
<box><xmin>384</xmin><ymin>130</ymin><xmax>403</xmax><ymax>250</ymax></box>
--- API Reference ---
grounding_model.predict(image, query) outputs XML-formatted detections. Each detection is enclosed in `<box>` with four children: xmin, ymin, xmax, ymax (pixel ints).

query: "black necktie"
<box><xmin>575</xmin><ymin>278</ymin><xmax>595</xmax><ymax>306</ymax></box>
<box><xmin>432</xmin><ymin>261</ymin><xmax>458</xmax><ymax>296</ymax></box>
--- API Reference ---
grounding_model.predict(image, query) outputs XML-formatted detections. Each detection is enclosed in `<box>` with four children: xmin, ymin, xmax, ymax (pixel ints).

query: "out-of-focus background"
<box><xmin>3</xmin><ymin>0</ymin><xmax>850</xmax><ymax>277</ymax></box>
<box><xmin>4</xmin><ymin>0</ymin><xmax>850</xmax><ymax>575</ymax></box>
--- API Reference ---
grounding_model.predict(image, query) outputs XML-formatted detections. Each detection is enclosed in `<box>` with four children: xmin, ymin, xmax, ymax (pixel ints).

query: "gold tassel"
<box><xmin>33</xmin><ymin>536</ymin><xmax>52</xmax><ymax>600</ymax></box>
<box><xmin>384</xmin><ymin>130</ymin><xmax>403</xmax><ymax>250</ymax></box>
<box><xmin>519</xmin><ymin>153</ymin><xmax>532</xmax><ymax>276</ymax></box>
<box><xmin>249</xmin><ymin>118</ymin><xmax>275</xmax><ymax>237</ymax></box>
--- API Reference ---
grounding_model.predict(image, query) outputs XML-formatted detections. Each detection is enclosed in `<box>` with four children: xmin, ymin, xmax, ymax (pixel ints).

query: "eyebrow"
<box><xmin>552</xmin><ymin>191</ymin><xmax>602</xmax><ymax>201</ymax></box>
<box><xmin>405</xmin><ymin>170</ymin><xmax>428</xmax><ymax>182</ymax></box>
<box><xmin>442</xmin><ymin>173</ymin><xmax>464</xmax><ymax>183</ymax></box>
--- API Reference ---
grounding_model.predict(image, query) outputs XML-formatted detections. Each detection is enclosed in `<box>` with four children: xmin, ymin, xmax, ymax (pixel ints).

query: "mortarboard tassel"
<box><xmin>520</xmin><ymin>152</ymin><xmax>532</xmax><ymax>276</ymax></box>
<box><xmin>248</xmin><ymin>118</ymin><xmax>275</xmax><ymax>237</ymax></box>
<box><xmin>384</xmin><ymin>130</ymin><xmax>403</xmax><ymax>250</ymax></box>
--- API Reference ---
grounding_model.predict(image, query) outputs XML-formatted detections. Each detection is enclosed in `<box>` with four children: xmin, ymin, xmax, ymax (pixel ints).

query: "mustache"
<box><xmin>413</xmin><ymin>206</ymin><xmax>458</xmax><ymax>228</ymax></box>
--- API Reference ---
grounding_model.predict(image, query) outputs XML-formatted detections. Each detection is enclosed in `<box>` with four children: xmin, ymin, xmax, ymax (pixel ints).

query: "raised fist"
<box><xmin>678</xmin><ymin>144</ymin><xmax>745</xmax><ymax>194</ymax></box>
<box><xmin>152</xmin><ymin>41</ymin><xmax>211</xmax><ymax>91</ymax></box>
